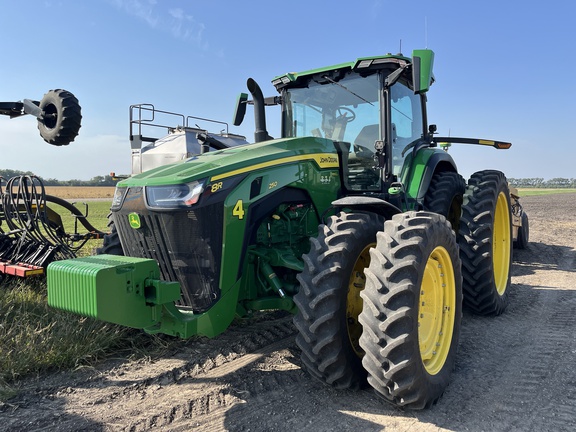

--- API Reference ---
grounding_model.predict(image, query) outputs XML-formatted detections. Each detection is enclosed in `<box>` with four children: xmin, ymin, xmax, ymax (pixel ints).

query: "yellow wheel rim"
<box><xmin>347</xmin><ymin>244</ymin><xmax>374</xmax><ymax>357</ymax></box>
<box><xmin>493</xmin><ymin>191</ymin><xmax>511</xmax><ymax>295</ymax></box>
<box><xmin>418</xmin><ymin>246</ymin><xmax>456</xmax><ymax>376</ymax></box>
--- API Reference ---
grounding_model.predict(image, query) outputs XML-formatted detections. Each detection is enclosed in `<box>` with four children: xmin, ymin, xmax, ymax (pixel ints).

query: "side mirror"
<box><xmin>233</xmin><ymin>92</ymin><xmax>248</xmax><ymax>126</ymax></box>
<box><xmin>412</xmin><ymin>49</ymin><xmax>434</xmax><ymax>94</ymax></box>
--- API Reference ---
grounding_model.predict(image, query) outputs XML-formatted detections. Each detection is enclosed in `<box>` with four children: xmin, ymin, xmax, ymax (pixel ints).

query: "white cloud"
<box><xmin>168</xmin><ymin>8</ymin><xmax>206</xmax><ymax>48</ymax></box>
<box><xmin>109</xmin><ymin>0</ymin><xmax>208</xmax><ymax>49</ymax></box>
<box><xmin>109</xmin><ymin>0</ymin><xmax>159</xmax><ymax>27</ymax></box>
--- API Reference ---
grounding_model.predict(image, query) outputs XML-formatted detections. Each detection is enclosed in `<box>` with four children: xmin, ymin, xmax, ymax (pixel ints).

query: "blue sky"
<box><xmin>1</xmin><ymin>0</ymin><xmax>575</xmax><ymax>181</ymax></box>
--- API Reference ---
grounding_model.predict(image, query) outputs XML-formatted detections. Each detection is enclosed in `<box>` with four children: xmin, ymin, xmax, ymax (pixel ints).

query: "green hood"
<box><xmin>118</xmin><ymin>136</ymin><xmax>339</xmax><ymax>187</ymax></box>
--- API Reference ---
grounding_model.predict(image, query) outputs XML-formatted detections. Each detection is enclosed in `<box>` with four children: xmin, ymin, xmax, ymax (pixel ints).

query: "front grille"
<box><xmin>114</xmin><ymin>187</ymin><xmax>223</xmax><ymax>312</ymax></box>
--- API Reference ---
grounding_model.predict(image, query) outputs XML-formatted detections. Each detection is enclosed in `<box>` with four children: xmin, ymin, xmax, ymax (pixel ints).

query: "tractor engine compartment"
<box><xmin>255</xmin><ymin>203</ymin><xmax>316</xmax><ymax>251</ymax></box>
<box><xmin>248</xmin><ymin>202</ymin><xmax>318</xmax><ymax>299</ymax></box>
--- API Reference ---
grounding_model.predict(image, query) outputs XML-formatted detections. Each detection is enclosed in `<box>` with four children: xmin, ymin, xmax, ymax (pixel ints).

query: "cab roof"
<box><xmin>271</xmin><ymin>53</ymin><xmax>411</xmax><ymax>90</ymax></box>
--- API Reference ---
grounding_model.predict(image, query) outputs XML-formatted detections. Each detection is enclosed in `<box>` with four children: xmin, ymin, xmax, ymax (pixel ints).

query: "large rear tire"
<box><xmin>294</xmin><ymin>212</ymin><xmax>383</xmax><ymax>389</ymax></box>
<box><xmin>359</xmin><ymin>211</ymin><xmax>462</xmax><ymax>409</ymax></box>
<box><xmin>459</xmin><ymin>170</ymin><xmax>512</xmax><ymax>315</ymax></box>
<box><xmin>423</xmin><ymin>171</ymin><xmax>466</xmax><ymax>231</ymax></box>
<box><xmin>37</xmin><ymin>89</ymin><xmax>82</xmax><ymax>146</ymax></box>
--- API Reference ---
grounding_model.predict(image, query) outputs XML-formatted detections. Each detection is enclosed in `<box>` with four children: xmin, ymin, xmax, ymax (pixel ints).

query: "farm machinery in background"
<box><xmin>119</xmin><ymin>103</ymin><xmax>248</xmax><ymax>179</ymax></box>
<box><xmin>0</xmin><ymin>91</ymin><xmax>249</xmax><ymax>277</ymax></box>
<box><xmin>47</xmin><ymin>49</ymin><xmax>530</xmax><ymax>409</ymax></box>
<box><xmin>0</xmin><ymin>89</ymin><xmax>95</xmax><ymax>277</ymax></box>
<box><xmin>0</xmin><ymin>174</ymin><xmax>106</xmax><ymax>277</ymax></box>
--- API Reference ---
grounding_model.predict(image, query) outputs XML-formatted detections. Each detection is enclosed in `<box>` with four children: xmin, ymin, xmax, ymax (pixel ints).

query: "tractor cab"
<box><xmin>273</xmin><ymin>52</ymin><xmax>433</xmax><ymax>192</ymax></box>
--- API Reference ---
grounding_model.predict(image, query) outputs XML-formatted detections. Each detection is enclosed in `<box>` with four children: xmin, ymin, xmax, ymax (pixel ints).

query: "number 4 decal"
<box><xmin>233</xmin><ymin>199</ymin><xmax>245</xmax><ymax>219</ymax></box>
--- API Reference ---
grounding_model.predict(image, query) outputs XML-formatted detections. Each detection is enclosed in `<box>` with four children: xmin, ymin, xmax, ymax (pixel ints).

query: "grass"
<box><xmin>517</xmin><ymin>188</ymin><xmax>576</xmax><ymax>196</ymax></box>
<box><xmin>0</xmin><ymin>278</ymin><xmax>140</xmax><ymax>380</ymax></box>
<box><xmin>0</xmin><ymin>277</ymin><xmax>173</xmax><ymax>399</ymax></box>
<box><xmin>0</xmin><ymin>187</ymin><xmax>173</xmax><ymax>401</ymax></box>
<box><xmin>48</xmin><ymin>199</ymin><xmax>113</xmax><ymax>255</ymax></box>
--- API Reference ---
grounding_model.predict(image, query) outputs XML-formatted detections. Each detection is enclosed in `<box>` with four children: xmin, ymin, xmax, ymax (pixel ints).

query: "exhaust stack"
<box><xmin>247</xmin><ymin>78</ymin><xmax>271</xmax><ymax>143</ymax></box>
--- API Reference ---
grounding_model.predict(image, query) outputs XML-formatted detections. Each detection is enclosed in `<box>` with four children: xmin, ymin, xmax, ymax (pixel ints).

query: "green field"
<box><xmin>517</xmin><ymin>188</ymin><xmax>576</xmax><ymax>196</ymax></box>
<box><xmin>53</xmin><ymin>199</ymin><xmax>112</xmax><ymax>256</ymax></box>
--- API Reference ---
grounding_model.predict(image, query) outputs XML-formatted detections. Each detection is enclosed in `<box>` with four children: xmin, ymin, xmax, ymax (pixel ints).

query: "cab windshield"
<box><xmin>282</xmin><ymin>72</ymin><xmax>381</xmax><ymax>146</ymax></box>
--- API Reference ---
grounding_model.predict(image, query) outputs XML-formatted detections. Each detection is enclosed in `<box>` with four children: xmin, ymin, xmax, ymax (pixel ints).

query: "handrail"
<box><xmin>129</xmin><ymin>104</ymin><xmax>232</xmax><ymax>142</ymax></box>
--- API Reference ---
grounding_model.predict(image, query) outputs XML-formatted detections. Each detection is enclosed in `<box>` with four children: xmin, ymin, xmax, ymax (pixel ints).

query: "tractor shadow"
<box><xmin>512</xmin><ymin>240</ymin><xmax>576</xmax><ymax>277</ymax></box>
<box><xmin>220</xmin><ymin>346</ymin><xmax>408</xmax><ymax>432</ymax></box>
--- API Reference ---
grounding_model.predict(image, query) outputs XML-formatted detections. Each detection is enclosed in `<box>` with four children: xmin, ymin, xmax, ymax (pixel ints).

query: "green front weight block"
<box><xmin>47</xmin><ymin>254</ymin><xmax>241</xmax><ymax>339</ymax></box>
<box><xmin>47</xmin><ymin>255</ymin><xmax>180</xmax><ymax>329</ymax></box>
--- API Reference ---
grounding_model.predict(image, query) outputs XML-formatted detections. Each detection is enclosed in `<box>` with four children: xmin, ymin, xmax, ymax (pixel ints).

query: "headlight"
<box><xmin>145</xmin><ymin>180</ymin><xmax>205</xmax><ymax>209</ymax></box>
<box><xmin>111</xmin><ymin>186</ymin><xmax>127</xmax><ymax>210</ymax></box>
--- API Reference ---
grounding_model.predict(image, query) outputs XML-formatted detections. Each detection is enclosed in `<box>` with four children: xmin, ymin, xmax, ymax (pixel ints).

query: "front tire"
<box><xmin>459</xmin><ymin>170</ymin><xmax>512</xmax><ymax>315</ymax></box>
<box><xmin>359</xmin><ymin>211</ymin><xmax>462</xmax><ymax>409</ymax></box>
<box><xmin>294</xmin><ymin>212</ymin><xmax>383</xmax><ymax>390</ymax></box>
<box><xmin>423</xmin><ymin>171</ymin><xmax>466</xmax><ymax>231</ymax></box>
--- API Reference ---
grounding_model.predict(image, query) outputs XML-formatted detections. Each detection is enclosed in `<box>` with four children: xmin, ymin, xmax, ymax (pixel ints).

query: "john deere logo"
<box><xmin>128</xmin><ymin>212</ymin><xmax>141</xmax><ymax>229</ymax></box>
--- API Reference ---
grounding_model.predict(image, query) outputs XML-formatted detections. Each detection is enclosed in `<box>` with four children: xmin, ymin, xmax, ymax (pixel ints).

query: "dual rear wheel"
<box><xmin>294</xmin><ymin>210</ymin><xmax>463</xmax><ymax>408</ymax></box>
<box><xmin>459</xmin><ymin>170</ymin><xmax>513</xmax><ymax>315</ymax></box>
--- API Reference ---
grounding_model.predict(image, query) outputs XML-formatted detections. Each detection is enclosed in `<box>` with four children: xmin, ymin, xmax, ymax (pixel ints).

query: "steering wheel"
<box><xmin>336</xmin><ymin>107</ymin><xmax>356</xmax><ymax>122</ymax></box>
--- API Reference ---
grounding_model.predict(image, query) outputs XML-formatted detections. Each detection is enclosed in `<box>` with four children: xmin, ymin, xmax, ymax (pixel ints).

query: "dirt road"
<box><xmin>3</xmin><ymin>193</ymin><xmax>576</xmax><ymax>431</ymax></box>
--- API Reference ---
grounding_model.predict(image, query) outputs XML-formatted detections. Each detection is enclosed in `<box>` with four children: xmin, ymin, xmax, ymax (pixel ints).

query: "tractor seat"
<box><xmin>354</xmin><ymin>124</ymin><xmax>379</xmax><ymax>149</ymax></box>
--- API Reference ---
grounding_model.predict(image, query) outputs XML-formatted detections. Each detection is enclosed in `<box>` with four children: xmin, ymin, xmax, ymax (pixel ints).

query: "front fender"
<box><xmin>331</xmin><ymin>196</ymin><xmax>401</xmax><ymax>219</ymax></box>
<box><xmin>402</xmin><ymin>148</ymin><xmax>458</xmax><ymax>204</ymax></box>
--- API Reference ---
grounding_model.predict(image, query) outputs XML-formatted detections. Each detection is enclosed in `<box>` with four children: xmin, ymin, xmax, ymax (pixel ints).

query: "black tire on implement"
<box><xmin>359</xmin><ymin>211</ymin><xmax>462</xmax><ymax>409</ymax></box>
<box><xmin>293</xmin><ymin>212</ymin><xmax>383</xmax><ymax>390</ymax></box>
<box><xmin>459</xmin><ymin>170</ymin><xmax>512</xmax><ymax>315</ymax></box>
<box><xmin>514</xmin><ymin>211</ymin><xmax>529</xmax><ymax>250</ymax></box>
<box><xmin>37</xmin><ymin>89</ymin><xmax>82</xmax><ymax>146</ymax></box>
<box><xmin>423</xmin><ymin>171</ymin><xmax>466</xmax><ymax>231</ymax></box>
<box><xmin>96</xmin><ymin>215</ymin><xmax>124</xmax><ymax>255</ymax></box>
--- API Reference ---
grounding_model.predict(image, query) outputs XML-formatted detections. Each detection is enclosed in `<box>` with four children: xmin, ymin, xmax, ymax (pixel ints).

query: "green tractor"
<box><xmin>47</xmin><ymin>49</ymin><xmax>520</xmax><ymax>409</ymax></box>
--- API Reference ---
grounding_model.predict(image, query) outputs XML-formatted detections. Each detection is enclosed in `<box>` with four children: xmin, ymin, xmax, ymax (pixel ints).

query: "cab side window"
<box><xmin>390</xmin><ymin>83</ymin><xmax>424</xmax><ymax>176</ymax></box>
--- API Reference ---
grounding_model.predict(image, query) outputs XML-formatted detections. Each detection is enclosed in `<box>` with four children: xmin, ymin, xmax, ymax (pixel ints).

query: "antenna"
<box><xmin>399</xmin><ymin>39</ymin><xmax>402</xmax><ymax>55</ymax></box>
<box><xmin>425</xmin><ymin>17</ymin><xmax>428</xmax><ymax>48</ymax></box>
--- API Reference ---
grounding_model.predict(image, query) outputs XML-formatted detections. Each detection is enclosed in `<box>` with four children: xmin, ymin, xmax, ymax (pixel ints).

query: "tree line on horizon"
<box><xmin>508</xmin><ymin>178</ymin><xmax>576</xmax><ymax>188</ymax></box>
<box><xmin>1</xmin><ymin>169</ymin><xmax>575</xmax><ymax>189</ymax></box>
<box><xmin>0</xmin><ymin>169</ymin><xmax>117</xmax><ymax>186</ymax></box>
